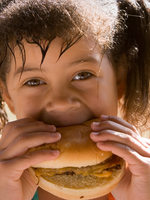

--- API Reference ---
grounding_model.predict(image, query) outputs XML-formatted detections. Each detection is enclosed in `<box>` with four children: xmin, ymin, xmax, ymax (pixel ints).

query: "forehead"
<box><xmin>10</xmin><ymin>37</ymin><xmax>102</xmax><ymax>71</ymax></box>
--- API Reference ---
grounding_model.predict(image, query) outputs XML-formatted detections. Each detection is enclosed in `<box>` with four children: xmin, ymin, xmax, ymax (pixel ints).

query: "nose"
<box><xmin>45</xmin><ymin>89</ymin><xmax>81</xmax><ymax>112</ymax></box>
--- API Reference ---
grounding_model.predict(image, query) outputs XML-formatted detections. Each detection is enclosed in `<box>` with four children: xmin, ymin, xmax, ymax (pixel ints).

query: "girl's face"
<box><xmin>2</xmin><ymin>37</ymin><xmax>118</xmax><ymax>126</ymax></box>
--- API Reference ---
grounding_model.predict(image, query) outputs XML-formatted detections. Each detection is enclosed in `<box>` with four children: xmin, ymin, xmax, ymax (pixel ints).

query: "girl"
<box><xmin>0</xmin><ymin>0</ymin><xmax>150</xmax><ymax>200</ymax></box>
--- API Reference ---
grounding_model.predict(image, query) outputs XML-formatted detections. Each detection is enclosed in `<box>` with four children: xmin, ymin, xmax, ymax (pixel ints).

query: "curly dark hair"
<box><xmin>0</xmin><ymin>0</ymin><xmax>150</xmax><ymax>129</ymax></box>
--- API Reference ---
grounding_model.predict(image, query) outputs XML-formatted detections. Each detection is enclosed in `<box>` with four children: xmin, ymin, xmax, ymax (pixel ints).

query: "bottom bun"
<box><xmin>29</xmin><ymin>157</ymin><xmax>125</xmax><ymax>200</ymax></box>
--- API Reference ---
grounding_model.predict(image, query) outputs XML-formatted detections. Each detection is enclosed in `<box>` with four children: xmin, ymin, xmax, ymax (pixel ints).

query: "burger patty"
<box><xmin>33</xmin><ymin>155</ymin><xmax>124</xmax><ymax>189</ymax></box>
<box><xmin>42</xmin><ymin>173</ymin><xmax>114</xmax><ymax>189</ymax></box>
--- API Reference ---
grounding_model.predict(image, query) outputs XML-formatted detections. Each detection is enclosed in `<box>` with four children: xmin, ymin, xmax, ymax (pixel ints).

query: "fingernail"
<box><xmin>92</xmin><ymin>122</ymin><xmax>100</xmax><ymax>126</ymax></box>
<box><xmin>51</xmin><ymin>150</ymin><xmax>60</xmax><ymax>156</ymax></box>
<box><xmin>91</xmin><ymin>132</ymin><xmax>99</xmax><ymax>136</ymax></box>
<box><xmin>51</xmin><ymin>132</ymin><xmax>61</xmax><ymax>138</ymax></box>
<box><xmin>49</xmin><ymin>125</ymin><xmax>56</xmax><ymax>131</ymax></box>
<box><xmin>96</xmin><ymin>142</ymin><xmax>104</xmax><ymax>148</ymax></box>
<box><xmin>101</xmin><ymin>115</ymin><xmax>108</xmax><ymax>119</ymax></box>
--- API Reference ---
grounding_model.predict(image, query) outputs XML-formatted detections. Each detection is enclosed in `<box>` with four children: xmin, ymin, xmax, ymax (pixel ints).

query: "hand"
<box><xmin>0</xmin><ymin>118</ymin><xmax>61</xmax><ymax>200</ymax></box>
<box><xmin>90</xmin><ymin>115</ymin><xmax>150</xmax><ymax>200</ymax></box>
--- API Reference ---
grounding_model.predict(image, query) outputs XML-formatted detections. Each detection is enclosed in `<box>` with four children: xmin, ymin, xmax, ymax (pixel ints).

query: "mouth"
<box><xmin>40</xmin><ymin>115</ymin><xmax>95</xmax><ymax>127</ymax></box>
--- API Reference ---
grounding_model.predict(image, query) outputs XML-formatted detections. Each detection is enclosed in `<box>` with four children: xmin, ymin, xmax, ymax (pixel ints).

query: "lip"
<box><xmin>39</xmin><ymin>108</ymin><xmax>95</xmax><ymax>127</ymax></box>
<box><xmin>40</xmin><ymin>115</ymin><xmax>95</xmax><ymax>127</ymax></box>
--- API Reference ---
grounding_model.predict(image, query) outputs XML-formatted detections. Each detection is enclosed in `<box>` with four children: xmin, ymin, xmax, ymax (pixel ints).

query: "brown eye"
<box><xmin>24</xmin><ymin>79</ymin><xmax>46</xmax><ymax>87</ymax></box>
<box><xmin>73</xmin><ymin>71</ymin><xmax>93</xmax><ymax>80</ymax></box>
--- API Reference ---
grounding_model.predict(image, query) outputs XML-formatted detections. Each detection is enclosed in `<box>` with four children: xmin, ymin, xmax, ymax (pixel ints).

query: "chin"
<box><xmin>29</xmin><ymin>118</ymin><xmax>125</xmax><ymax>200</ymax></box>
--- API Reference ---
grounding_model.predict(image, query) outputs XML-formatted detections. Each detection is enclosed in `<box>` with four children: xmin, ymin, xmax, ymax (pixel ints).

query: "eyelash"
<box><xmin>23</xmin><ymin>71</ymin><xmax>94</xmax><ymax>87</ymax></box>
<box><xmin>73</xmin><ymin>71</ymin><xmax>94</xmax><ymax>81</ymax></box>
<box><xmin>23</xmin><ymin>79</ymin><xmax>46</xmax><ymax>87</ymax></box>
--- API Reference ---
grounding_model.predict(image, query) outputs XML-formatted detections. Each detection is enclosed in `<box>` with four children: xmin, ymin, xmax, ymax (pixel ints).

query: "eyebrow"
<box><xmin>14</xmin><ymin>55</ymin><xmax>100</xmax><ymax>77</ymax></box>
<box><xmin>14</xmin><ymin>66</ymin><xmax>45</xmax><ymax>77</ymax></box>
<box><xmin>69</xmin><ymin>55</ymin><xmax>99</xmax><ymax>66</ymax></box>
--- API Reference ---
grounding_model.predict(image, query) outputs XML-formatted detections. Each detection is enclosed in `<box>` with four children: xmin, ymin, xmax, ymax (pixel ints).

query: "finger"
<box><xmin>90</xmin><ymin>130</ymin><xmax>150</xmax><ymax>157</ymax></box>
<box><xmin>142</xmin><ymin>137</ymin><xmax>150</xmax><ymax>145</ymax></box>
<box><xmin>91</xmin><ymin>119</ymin><xmax>149</xmax><ymax>149</ymax></box>
<box><xmin>96</xmin><ymin>141</ymin><xmax>145</xmax><ymax>175</ymax></box>
<box><xmin>0</xmin><ymin>131</ymin><xmax>61</xmax><ymax>160</ymax></box>
<box><xmin>0</xmin><ymin>149</ymin><xmax>60</xmax><ymax>181</ymax></box>
<box><xmin>97</xmin><ymin>115</ymin><xmax>139</xmax><ymax>134</ymax></box>
<box><xmin>0</xmin><ymin>120</ymin><xmax>56</xmax><ymax>149</ymax></box>
<box><xmin>91</xmin><ymin>115</ymin><xmax>146</xmax><ymax>148</ymax></box>
<box><xmin>0</xmin><ymin>118</ymin><xmax>37</xmax><ymax>147</ymax></box>
<box><xmin>1</xmin><ymin>118</ymin><xmax>35</xmax><ymax>138</ymax></box>
<box><xmin>96</xmin><ymin>141</ymin><xmax>150</xmax><ymax>176</ymax></box>
<box><xmin>91</xmin><ymin>119</ymin><xmax>139</xmax><ymax>138</ymax></box>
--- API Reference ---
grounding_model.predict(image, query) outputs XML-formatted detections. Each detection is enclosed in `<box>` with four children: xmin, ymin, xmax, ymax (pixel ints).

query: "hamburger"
<box><xmin>29</xmin><ymin>118</ymin><xmax>125</xmax><ymax>200</ymax></box>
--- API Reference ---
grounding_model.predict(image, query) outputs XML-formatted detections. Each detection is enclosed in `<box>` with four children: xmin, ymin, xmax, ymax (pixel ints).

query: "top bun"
<box><xmin>31</xmin><ymin>118</ymin><xmax>112</xmax><ymax>168</ymax></box>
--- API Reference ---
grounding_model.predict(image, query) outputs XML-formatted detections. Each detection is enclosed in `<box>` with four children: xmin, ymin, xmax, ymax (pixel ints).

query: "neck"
<box><xmin>38</xmin><ymin>188</ymin><xmax>108</xmax><ymax>200</ymax></box>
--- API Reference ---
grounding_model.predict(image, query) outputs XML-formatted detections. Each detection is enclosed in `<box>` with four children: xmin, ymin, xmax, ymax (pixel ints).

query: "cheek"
<box><xmin>13</xmin><ymin>93</ymin><xmax>43</xmax><ymax>119</ymax></box>
<box><xmin>84</xmin><ymin>79</ymin><xmax>118</xmax><ymax>117</ymax></box>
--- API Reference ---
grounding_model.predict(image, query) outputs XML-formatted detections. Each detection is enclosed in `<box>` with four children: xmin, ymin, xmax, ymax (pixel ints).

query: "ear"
<box><xmin>117</xmin><ymin>76</ymin><xmax>126</xmax><ymax>100</ymax></box>
<box><xmin>116</xmin><ymin>56</ymin><xmax>127</xmax><ymax>100</ymax></box>
<box><xmin>0</xmin><ymin>81</ymin><xmax>15</xmax><ymax>114</ymax></box>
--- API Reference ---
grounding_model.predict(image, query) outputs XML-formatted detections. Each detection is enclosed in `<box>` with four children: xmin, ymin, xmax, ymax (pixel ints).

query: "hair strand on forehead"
<box><xmin>57</xmin><ymin>35</ymin><xmax>82</xmax><ymax>61</ymax></box>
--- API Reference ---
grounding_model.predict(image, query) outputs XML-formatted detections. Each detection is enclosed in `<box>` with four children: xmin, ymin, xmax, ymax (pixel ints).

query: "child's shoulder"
<box><xmin>32</xmin><ymin>191</ymin><xmax>39</xmax><ymax>200</ymax></box>
<box><xmin>108</xmin><ymin>193</ymin><xmax>115</xmax><ymax>200</ymax></box>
